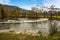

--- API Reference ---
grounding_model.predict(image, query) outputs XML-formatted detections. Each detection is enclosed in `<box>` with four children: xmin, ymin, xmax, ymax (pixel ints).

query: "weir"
<box><xmin>0</xmin><ymin>18</ymin><xmax>60</xmax><ymax>36</ymax></box>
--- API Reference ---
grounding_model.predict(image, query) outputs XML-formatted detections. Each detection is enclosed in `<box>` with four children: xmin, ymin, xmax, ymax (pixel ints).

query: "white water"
<box><xmin>0</xmin><ymin>18</ymin><xmax>60</xmax><ymax>36</ymax></box>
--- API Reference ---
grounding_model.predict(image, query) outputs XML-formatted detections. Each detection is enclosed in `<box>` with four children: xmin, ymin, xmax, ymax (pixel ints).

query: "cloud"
<box><xmin>43</xmin><ymin>0</ymin><xmax>60</xmax><ymax>8</ymax></box>
<box><xmin>0</xmin><ymin>0</ymin><xmax>10</xmax><ymax>4</ymax></box>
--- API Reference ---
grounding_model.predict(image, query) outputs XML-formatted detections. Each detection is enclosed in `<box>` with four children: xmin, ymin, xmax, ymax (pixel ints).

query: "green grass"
<box><xmin>0</xmin><ymin>32</ymin><xmax>60</xmax><ymax>40</ymax></box>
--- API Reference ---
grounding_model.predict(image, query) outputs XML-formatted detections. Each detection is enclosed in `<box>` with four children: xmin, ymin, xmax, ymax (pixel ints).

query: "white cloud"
<box><xmin>0</xmin><ymin>0</ymin><xmax>10</xmax><ymax>4</ymax></box>
<box><xmin>43</xmin><ymin>0</ymin><xmax>60</xmax><ymax>8</ymax></box>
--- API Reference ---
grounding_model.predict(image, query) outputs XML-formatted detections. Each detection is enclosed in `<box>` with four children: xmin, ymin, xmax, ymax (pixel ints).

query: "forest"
<box><xmin>0</xmin><ymin>4</ymin><xmax>60</xmax><ymax>20</ymax></box>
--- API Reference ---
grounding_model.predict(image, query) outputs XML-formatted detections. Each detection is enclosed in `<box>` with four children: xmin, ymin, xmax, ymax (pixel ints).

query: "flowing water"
<box><xmin>0</xmin><ymin>18</ymin><xmax>60</xmax><ymax>36</ymax></box>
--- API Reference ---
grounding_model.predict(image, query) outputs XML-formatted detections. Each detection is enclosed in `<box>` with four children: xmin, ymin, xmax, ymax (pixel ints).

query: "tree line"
<box><xmin>0</xmin><ymin>4</ymin><xmax>60</xmax><ymax>20</ymax></box>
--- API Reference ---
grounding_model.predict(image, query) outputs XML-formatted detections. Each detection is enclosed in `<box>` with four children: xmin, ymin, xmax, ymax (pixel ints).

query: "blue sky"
<box><xmin>0</xmin><ymin>0</ymin><xmax>60</xmax><ymax>10</ymax></box>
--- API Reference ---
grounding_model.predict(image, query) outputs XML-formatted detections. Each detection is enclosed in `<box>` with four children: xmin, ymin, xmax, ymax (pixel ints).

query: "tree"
<box><xmin>0</xmin><ymin>4</ymin><xmax>5</xmax><ymax>19</ymax></box>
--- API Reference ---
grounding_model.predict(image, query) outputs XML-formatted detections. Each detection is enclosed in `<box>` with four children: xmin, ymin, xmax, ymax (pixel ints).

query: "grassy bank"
<box><xmin>0</xmin><ymin>32</ymin><xmax>60</xmax><ymax>40</ymax></box>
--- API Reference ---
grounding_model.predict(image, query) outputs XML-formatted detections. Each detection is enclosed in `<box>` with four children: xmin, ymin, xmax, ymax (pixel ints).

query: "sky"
<box><xmin>0</xmin><ymin>0</ymin><xmax>60</xmax><ymax>10</ymax></box>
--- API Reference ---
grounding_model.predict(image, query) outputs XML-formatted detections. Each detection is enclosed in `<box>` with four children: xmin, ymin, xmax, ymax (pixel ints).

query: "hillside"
<box><xmin>0</xmin><ymin>4</ymin><xmax>60</xmax><ymax>21</ymax></box>
<box><xmin>0</xmin><ymin>4</ymin><xmax>40</xmax><ymax>20</ymax></box>
<box><xmin>0</xmin><ymin>4</ymin><xmax>29</xmax><ymax>20</ymax></box>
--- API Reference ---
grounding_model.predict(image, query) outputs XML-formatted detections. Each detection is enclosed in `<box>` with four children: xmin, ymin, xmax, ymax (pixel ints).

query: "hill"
<box><xmin>0</xmin><ymin>4</ymin><xmax>29</xmax><ymax>20</ymax></box>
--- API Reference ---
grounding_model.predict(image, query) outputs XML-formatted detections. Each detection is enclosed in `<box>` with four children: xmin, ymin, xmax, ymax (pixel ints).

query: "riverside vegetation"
<box><xmin>0</xmin><ymin>32</ymin><xmax>60</xmax><ymax>40</ymax></box>
<box><xmin>0</xmin><ymin>4</ymin><xmax>60</xmax><ymax>20</ymax></box>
